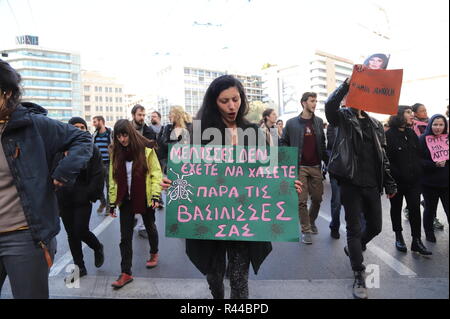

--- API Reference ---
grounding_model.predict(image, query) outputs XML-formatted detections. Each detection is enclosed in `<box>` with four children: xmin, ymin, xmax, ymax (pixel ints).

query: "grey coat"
<box><xmin>280</xmin><ymin>113</ymin><xmax>328</xmax><ymax>166</ymax></box>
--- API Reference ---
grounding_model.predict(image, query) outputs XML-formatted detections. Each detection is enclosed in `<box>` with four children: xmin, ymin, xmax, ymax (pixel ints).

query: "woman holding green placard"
<box><xmin>161</xmin><ymin>75</ymin><xmax>302</xmax><ymax>299</ymax></box>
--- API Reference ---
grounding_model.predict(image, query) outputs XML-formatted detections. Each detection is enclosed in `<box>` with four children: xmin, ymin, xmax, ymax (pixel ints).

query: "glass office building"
<box><xmin>2</xmin><ymin>36</ymin><xmax>82</xmax><ymax>122</ymax></box>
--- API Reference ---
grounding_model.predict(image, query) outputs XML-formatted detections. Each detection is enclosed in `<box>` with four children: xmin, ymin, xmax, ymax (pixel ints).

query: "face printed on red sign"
<box><xmin>364</xmin><ymin>53</ymin><xmax>390</xmax><ymax>70</ymax></box>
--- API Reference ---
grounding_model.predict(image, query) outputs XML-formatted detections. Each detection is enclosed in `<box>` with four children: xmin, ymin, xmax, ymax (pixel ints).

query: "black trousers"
<box><xmin>340</xmin><ymin>183</ymin><xmax>382</xmax><ymax>272</ymax></box>
<box><xmin>206</xmin><ymin>241</ymin><xmax>250</xmax><ymax>299</ymax></box>
<box><xmin>422</xmin><ymin>186</ymin><xmax>449</xmax><ymax>234</ymax></box>
<box><xmin>60</xmin><ymin>203</ymin><xmax>102</xmax><ymax>269</ymax></box>
<box><xmin>119</xmin><ymin>199</ymin><xmax>158</xmax><ymax>275</ymax></box>
<box><xmin>389</xmin><ymin>182</ymin><xmax>422</xmax><ymax>238</ymax></box>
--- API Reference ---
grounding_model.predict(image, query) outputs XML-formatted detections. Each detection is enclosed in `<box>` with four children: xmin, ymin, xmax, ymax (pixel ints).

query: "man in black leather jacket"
<box><xmin>325</xmin><ymin>73</ymin><xmax>397</xmax><ymax>299</ymax></box>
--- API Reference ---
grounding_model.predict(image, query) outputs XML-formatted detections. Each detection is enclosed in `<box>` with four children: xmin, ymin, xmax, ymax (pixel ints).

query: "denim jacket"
<box><xmin>1</xmin><ymin>103</ymin><xmax>93</xmax><ymax>246</ymax></box>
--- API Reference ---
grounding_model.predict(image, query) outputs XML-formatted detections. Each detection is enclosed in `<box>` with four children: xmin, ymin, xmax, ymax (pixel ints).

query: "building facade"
<box><xmin>310</xmin><ymin>50</ymin><xmax>354</xmax><ymax>113</ymax></box>
<box><xmin>262</xmin><ymin>50</ymin><xmax>354</xmax><ymax>122</ymax></box>
<box><xmin>156</xmin><ymin>64</ymin><xmax>265</xmax><ymax>124</ymax></box>
<box><xmin>3</xmin><ymin>35</ymin><xmax>82</xmax><ymax>122</ymax></box>
<box><xmin>81</xmin><ymin>70</ymin><xmax>127</xmax><ymax>131</ymax></box>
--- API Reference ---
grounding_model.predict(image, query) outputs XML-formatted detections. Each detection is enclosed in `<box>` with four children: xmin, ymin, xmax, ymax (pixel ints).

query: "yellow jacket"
<box><xmin>109</xmin><ymin>147</ymin><xmax>162</xmax><ymax>207</ymax></box>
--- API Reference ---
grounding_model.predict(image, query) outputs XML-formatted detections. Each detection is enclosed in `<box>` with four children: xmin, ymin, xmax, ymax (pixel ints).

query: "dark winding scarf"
<box><xmin>115</xmin><ymin>147</ymin><xmax>147</xmax><ymax>214</ymax></box>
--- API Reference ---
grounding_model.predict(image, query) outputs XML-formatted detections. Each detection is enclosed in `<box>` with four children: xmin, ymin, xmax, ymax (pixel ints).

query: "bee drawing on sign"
<box><xmin>168</xmin><ymin>168</ymin><xmax>194</xmax><ymax>204</ymax></box>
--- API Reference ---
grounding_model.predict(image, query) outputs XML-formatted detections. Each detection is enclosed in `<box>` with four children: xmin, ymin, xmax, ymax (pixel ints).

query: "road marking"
<box><xmin>319</xmin><ymin>212</ymin><xmax>418</xmax><ymax>277</ymax></box>
<box><xmin>49</xmin><ymin>216</ymin><xmax>116</xmax><ymax>277</ymax></box>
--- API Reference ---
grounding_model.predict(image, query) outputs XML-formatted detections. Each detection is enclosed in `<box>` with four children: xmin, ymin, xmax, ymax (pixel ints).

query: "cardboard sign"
<box><xmin>346</xmin><ymin>66</ymin><xmax>403</xmax><ymax>115</ymax></box>
<box><xmin>426</xmin><ymin>134</ymin><xmax>449</xmax><ymax>162</ymax></box>
<box><xmin>165</xmin><ymin>145</ymin><xmax>300</xmax><ymax>242</ymax></box>
<box><xmin>413</xmin><ymin>119</ymin><xmax>428</xmax><ymax>137</ymax></box>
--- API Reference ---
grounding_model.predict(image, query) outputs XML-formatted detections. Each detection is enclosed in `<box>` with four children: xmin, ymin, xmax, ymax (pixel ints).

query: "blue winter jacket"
<box><xmin>0</xmin><ymin>103</ymin><xmax>93</xmax><ymax>246</ymax></box>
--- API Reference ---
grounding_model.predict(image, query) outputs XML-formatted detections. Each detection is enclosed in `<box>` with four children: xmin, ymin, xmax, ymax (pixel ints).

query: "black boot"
<box><xmin>206</xmin><ymin>274</ymin><xmax>225</xmax><ymax>299</ymax></box>
<box><xmin>94</xmin><ymin>243</ymin><xmax>105</xmax><ymax>268</ymax></box>
<box><xmin>425</xmin><ymin>232</ymin><xmax>436</xmax><ymax>243</ymax></box>
<box><xmin>411</xmin><ymin>237</ymin><xmax>432</xmax><ymax>257</ymax></box>
<box><xmin>395</xmin><ymin>231</ymin><xmax>407</xmax><ymax>253</ymax></box>
<box><xmin>352</xmin><ymin>271</ymin><xmax>368</xmax><ymax>299</ymax></box>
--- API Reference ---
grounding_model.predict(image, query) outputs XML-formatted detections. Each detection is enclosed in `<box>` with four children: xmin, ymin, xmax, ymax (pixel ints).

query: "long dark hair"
<box><xmin>0</xmin><ymin>59</ymin><xmax>22</xmax><ymax>120</ymax></box>
<box><xmin>261</xmin><ymin>108</ymin><xmax>275</xmax><ymax>126</ymax></box>
<box><xmin>388</xmin><ymin>105</ymin><xmax>412</xmax><ymax>128</ymax></box>
<box><xmin>196</xmin><ymin>75</ymin><xmax>250</xmax><ymax>133</ymax></box>
<box><xmin>363</xmin><ymin>53</ymin><xmax>390</xmax><ymax>70</ymax></box>
<box><xmin>111</xmin><ymin>119</ymin><xmax>150</xmax><ymax>182</ymax></box>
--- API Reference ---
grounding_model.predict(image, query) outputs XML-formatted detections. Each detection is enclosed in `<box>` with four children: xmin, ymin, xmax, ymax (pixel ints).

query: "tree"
<box><xmin>246</xmin><ymin>100</ymin><xmax>268</xmax><ymax>124</ymax></box>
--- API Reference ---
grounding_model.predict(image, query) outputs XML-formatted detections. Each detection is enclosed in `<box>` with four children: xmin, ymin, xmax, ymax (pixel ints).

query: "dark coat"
<box><xmin>326</xmin><ymin>124</ymin><xmax>339</xmax><ymax>164</ymax></box>
<box><xmin>158</xmin><ymin>123</ymin><xmax>193</xmax><ymax>160</ymax></box>
<box><xmin>54</xmin><ymin>144</ymin><xmax>105</xmax><ymax>206</ymax></box>
<box><xmin>419</xmin><ymin>114</ymin><xmax>449</xmax><ymax>188</ymax></box>
<box><xmin>385</xmin><ymin>127</ymin><xmax>423</xmax><ymax>185</ymax></box>
<box><xmin>325</xmin><ymin>82</ymin><xmax>397</xmax><ymax>195</ymax></box>
<box><xmin>1</xmin><ymin>103</ymin><xmax>93</xmax><ymax>245</ymax></box>
<box><xmin>142</xmin><ymin>123</ymin><xmax>157</xmax><ymax>141</ymax></box>
<box><xmin>280</xmin><ymin>113</ymin><xmax>328</xmax><ymax>165</ymax></box>
<box><xmin>185</xmin><ymin>123</ymin><xmax>272</xmax><ymax>276</ymax></box>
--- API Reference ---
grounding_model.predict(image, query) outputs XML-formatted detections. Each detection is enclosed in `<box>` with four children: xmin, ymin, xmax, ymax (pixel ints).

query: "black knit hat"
<box><xmin>68</xmin><ymin>116</ymin><xmax>88</xmax><ymax>128</ymax></box>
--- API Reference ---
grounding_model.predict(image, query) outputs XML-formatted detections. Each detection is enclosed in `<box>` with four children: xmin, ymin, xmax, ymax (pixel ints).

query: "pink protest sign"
<box><xmin>413</xmin><ymin>120</ymin><xmax>428</xmax><ymax>137</ymax></box>
<box><xmin>425</xmin><ymin>134</ymin><xmax>449</xmax><ymax>162</ymax></box>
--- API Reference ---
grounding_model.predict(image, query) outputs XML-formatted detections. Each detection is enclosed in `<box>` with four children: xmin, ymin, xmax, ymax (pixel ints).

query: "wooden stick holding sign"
<box><xmin>346</xmin><ymin>66</ymin><xmax>403</xmax><ymax>115</ymax></box>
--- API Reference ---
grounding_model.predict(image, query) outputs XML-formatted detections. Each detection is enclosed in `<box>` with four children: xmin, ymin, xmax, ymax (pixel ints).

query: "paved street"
<box><xmin>1</xmin><ymin>179</ymin><xmax>448</xmax><ymax>299</ymax></box>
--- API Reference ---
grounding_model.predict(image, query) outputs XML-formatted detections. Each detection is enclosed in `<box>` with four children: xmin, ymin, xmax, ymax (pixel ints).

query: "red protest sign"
<box><xmin>426</xmin><ymin>134</ymin><xmax>449</xmax><ymax>162</ymax></box>
<box><xmin>346</xmin><ymin>66</ymin><xmax>403</xmax><ymax>115</ymax></box>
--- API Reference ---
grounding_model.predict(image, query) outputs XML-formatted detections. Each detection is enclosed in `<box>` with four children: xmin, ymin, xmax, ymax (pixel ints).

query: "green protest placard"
<box><xmin>165</xmin><ymin>144</ymin><xmax>300</xmax><ymax>242</ymax></box>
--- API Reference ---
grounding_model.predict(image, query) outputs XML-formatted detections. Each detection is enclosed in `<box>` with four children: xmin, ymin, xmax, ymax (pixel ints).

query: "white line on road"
<box><xmin>319</xmin><ymin>212</ymin><xmax>418</xmax><ymax>277</ymax></box>
<box><xmin>49</xmin><ymin>216</ymin><xmax>116</xmax><ymax>277</ymax></box>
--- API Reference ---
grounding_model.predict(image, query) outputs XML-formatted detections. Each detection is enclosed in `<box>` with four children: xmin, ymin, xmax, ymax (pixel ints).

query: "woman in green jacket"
<box><xmin>108</xmin><ymin>119</ymin><xmax>162</xmax><ymax>289</ymax></box>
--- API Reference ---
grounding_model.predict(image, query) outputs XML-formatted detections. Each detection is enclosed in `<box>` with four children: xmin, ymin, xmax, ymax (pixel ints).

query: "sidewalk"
<box><xmin>1</xmin><ymin>276</ymin><xmax>448</xmax><ymax>299</ymax></box>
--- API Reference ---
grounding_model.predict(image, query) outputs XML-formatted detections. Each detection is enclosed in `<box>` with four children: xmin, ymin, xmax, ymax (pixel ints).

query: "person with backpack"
<box><xmin>55</xmin><ymin>117</ymin><xmax>106</xmax><ymax>283</ymax></box>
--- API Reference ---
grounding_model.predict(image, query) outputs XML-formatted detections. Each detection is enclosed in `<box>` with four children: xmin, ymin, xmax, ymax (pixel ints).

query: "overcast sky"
<box><xmin>1</xmin><ymin>0</ymin><xmax>449</xmax><ymax>96</ymax></box>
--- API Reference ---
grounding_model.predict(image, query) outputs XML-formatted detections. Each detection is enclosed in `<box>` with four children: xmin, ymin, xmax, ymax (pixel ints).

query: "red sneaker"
<box><xmin>111</xmin><ymin>273</ymin><xmax>133</xmax><ymax>289</ymax></box>
<box><xmin>146</xmin><ymin>253</ymin><xmax>159</xmax><ymax>268</ymax></box>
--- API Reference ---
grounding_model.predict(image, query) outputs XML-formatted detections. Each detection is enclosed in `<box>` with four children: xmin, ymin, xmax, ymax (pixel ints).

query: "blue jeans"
<box><xmin>329</xmin><ymin>176</ymin><xmax>342</xmax><ymax>231</ymax></box>
<box><xmin>0</xmin><ymin>229</ymin><xmax>56</xmax><ymax>299</ymax></box>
